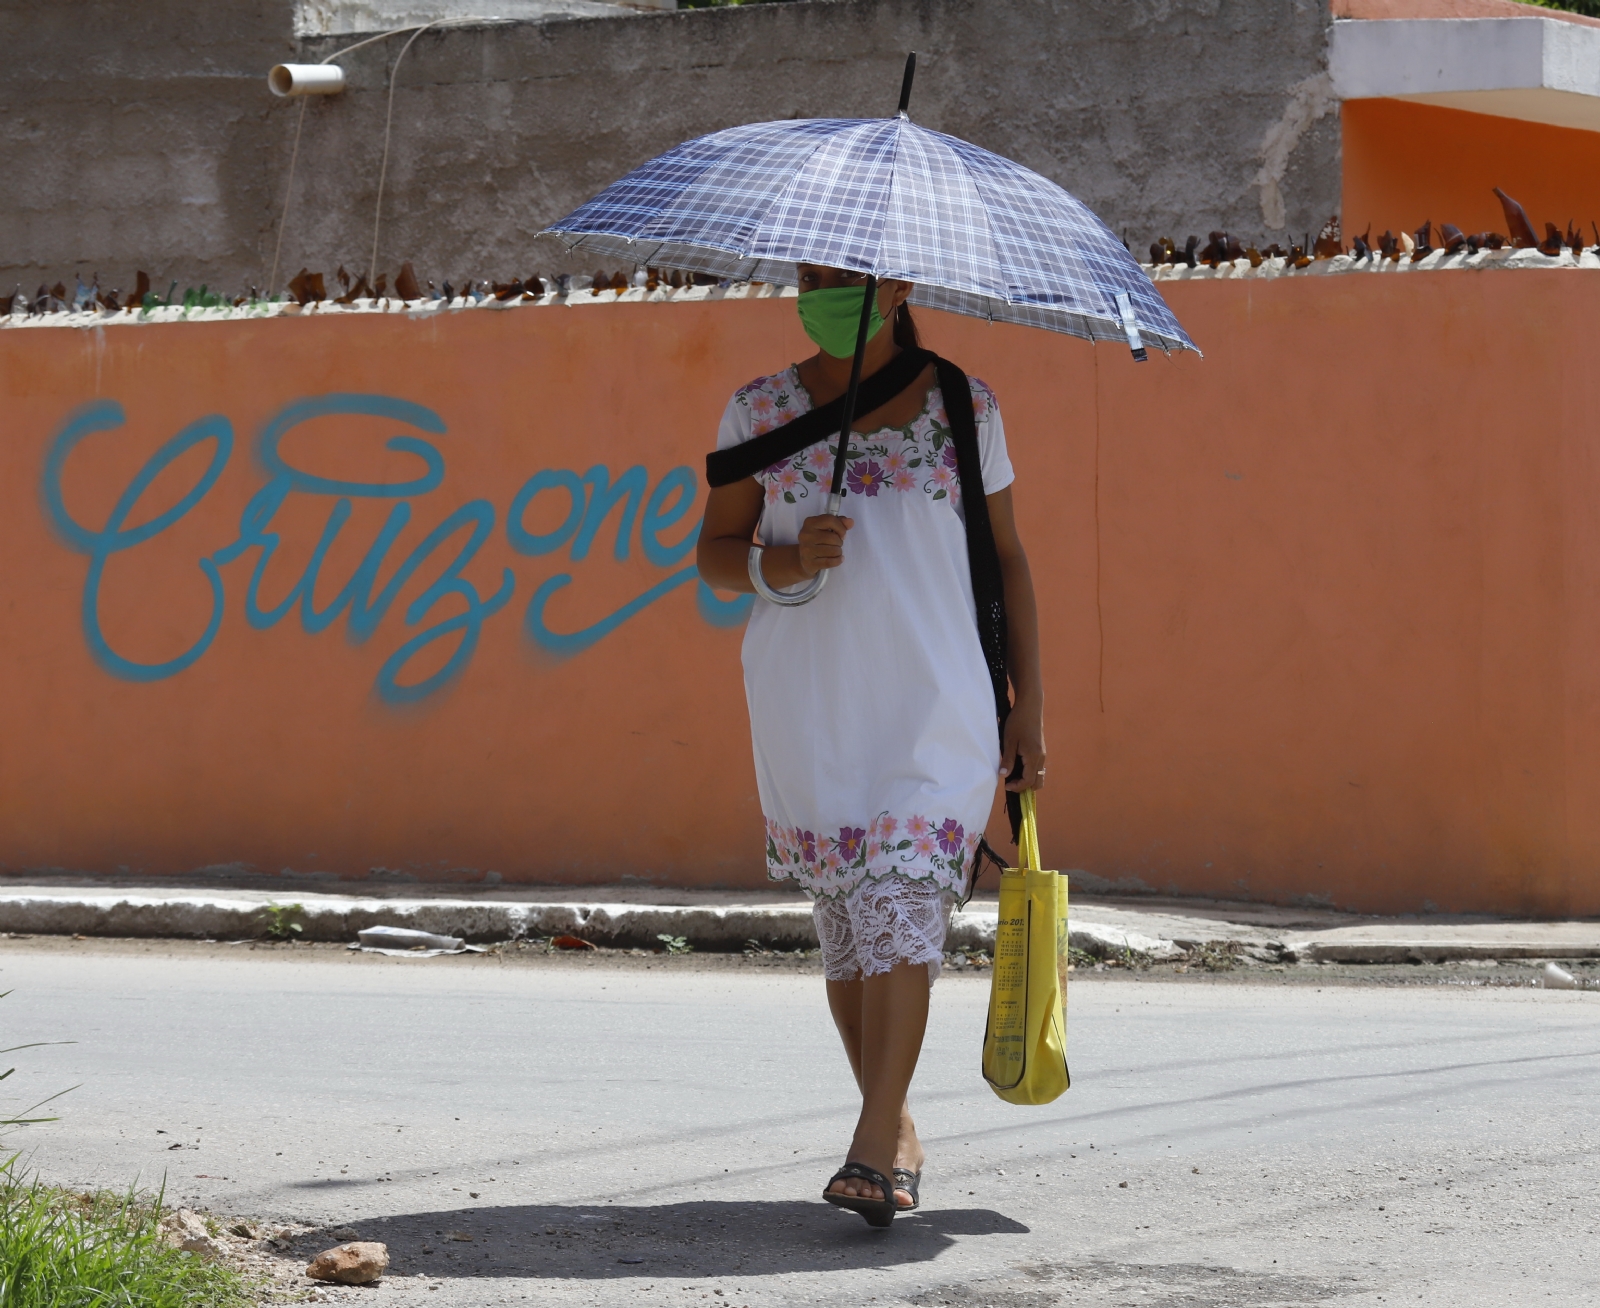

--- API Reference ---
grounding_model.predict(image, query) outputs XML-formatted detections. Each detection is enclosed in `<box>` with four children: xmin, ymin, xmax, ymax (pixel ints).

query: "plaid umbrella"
<box><xmin>545</xmin><ymin>56</ymin><xmax>1196</xmax><ymax>613</ymax></box>
<box><xmin>542</xmin><ymin>112</ymin><xmax>1196</xmax><ymax>356</ymax></box>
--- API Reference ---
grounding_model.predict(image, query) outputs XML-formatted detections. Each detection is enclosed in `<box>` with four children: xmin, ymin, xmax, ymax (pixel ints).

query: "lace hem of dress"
<box><xmin>813</xmin><ymin>876</ymin><xmax>954</xmax><ymax>984</ymax></box>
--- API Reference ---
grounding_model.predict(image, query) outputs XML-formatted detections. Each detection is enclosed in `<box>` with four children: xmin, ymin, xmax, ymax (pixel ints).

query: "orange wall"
<box><xmin>3</xmin><ymin>274</ymin><xmax>1599</xmax><ymax>916</ymax></box>
<box><xmin>1342</xmin><ymin>98</ymin><xmax>1600</xmax><ymax>242</ymax></box>
<box><xmin>1334</xmin><ymin>0</ymin><xmax>1600</xmax><ymax>26</ymax></box>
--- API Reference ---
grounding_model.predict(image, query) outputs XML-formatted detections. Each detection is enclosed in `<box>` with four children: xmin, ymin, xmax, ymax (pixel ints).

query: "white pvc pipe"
<box><xmin>268</xmin><ymin>64</ymin><xmax>346</xmax><ymax>97</ymax></box>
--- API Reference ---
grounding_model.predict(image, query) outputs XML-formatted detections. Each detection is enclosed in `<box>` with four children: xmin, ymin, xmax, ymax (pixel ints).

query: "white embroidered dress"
<box><xmin>716</xmin><ymin>364</ymin><xmax>1015</xmax><ymax>914</ymax></box>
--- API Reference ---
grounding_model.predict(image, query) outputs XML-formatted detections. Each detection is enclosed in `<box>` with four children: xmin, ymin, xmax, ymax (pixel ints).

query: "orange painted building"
<box><xmin>1342</xmin><ymin>98</ymin><xmax>1600</xmax><ymax>243</ymax></box>
<box><xmin>1334</xmin><ymin>0</ymin><xmax>1600</xmax><ymax>243</ymax></box>
<box><xmin>3</xmin><ymin>265</ymin><xmax>1599</xmax><ymax>918</ymax></box>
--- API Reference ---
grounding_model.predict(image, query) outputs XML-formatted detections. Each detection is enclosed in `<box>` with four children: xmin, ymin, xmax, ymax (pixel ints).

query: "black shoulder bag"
<box><xmin>934</xmin><ymin>358</ymin><xmax>1021</xmax><ymax>900</ymax></box>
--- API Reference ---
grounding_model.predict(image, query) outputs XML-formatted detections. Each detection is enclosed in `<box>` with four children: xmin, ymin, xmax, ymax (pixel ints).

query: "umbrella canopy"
<box><xmin>543</xmin><ymin>114</ymin><xmax>1197</xmax><ymax>356</ymax></box>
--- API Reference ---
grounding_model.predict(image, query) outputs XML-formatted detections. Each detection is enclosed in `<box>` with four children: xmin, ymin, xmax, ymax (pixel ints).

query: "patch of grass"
<box><xmin>0</xmin><ymin>992</ymin><xmax>74</xmax><ymax>1137</ymax></box>
<box><xmin>741</xmin><ymin>939</ymin><xmax>818</xmax><ymax>961</ymax></box>
<box><xmin>947</xmin><ymin>947</ymin><xmax>992</xmax><ymax>969</ymax></box>
<box><xmin>259</xmin><ymin>903</ymin><xmax>304</xmax><ymax>941</ymax></box>
<box><xmin>0</xmin><ymin>1168</ymin><xmax>253</xmax><ymax>1307</ymax></box>
<box><xmin>1184</xmin><ymin>940</ymin><xmax>1244</xmax><ymax>973</ymax></box>
<box><xmin>1071</xmin><ymin>945</ymin><xmax>1155</xmax><ymax>971</ymax></box>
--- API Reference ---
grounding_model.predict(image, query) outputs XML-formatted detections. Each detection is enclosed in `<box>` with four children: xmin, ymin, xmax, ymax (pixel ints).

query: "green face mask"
<box><xmin>796</xmin><ymin>285</ymin><xmax>885</xmax><ymax>359</ymax></box>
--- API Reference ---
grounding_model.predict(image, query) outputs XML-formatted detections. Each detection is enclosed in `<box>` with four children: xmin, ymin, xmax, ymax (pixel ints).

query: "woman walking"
<box><xmin>697</xmin><ymin>264</ymin><xmax>1046</xmax><ymax>1226</ymax></box>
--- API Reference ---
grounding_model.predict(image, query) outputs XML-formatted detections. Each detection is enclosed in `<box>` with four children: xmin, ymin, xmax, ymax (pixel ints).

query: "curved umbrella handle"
<box><xmin>747</xmin><ymin>489</ymin><xmax>845</xmax><ymax>607</ymax></box>
<box><xmin>748</xmin><ymin>545</ymin><xmax>828</xmax><ymax>606</ymax></box>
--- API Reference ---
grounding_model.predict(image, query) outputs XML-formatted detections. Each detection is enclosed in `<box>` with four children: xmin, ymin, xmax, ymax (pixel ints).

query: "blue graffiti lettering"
<box><xmin>696</xmin><ymin>580</ymin><xmax>755</xmax><ymax>627</ymax></box>
<box><xmin>215</xmin><ymin>393</ymin><xmax>451</xmax><ymax>633</ymax></box>
<box><xmin>640</xmin><ymin>466</ymin><xmax>700</xmax><ymax>569</ymax></box>
<box><xmin>301</xmin><ymin>500</ymin><xmax>415</xmax><ymax>639</ymax></box>
<box><xmin>42</xmin><ymin>400</ymin><xmax>232</xmax><ymax>681</ymax></box>
<box><xmin>571</xmin><ymin>465</ymin><xmax>648</xmax><ymax>562</ymax></box>
<box><xmin>375</xmin><ymin>501</ymin><xmax>515</xmax><ymax>702</ymax></box>
<box><xmin>257</xmin><ymin>393</ymin><xmax>446</xmax><ymax>497</ymax></box>
<box><xmin>212</xmin><ymin>394</ymin><xmax>514</xmax><ymax>702</ymax></box>
<box><xmin>506</xmin><ymin>469</ymin><xmax>586</xmax><ymax>557</ymax></box>
<box><xmin>42</xmin><ymin>393</ymin><xmax>747</xmax><ymax>702</ymax></box>
<box><xmin>526</xmin><ymin>566</ymin><xmax>699</xmax><ymax>657</ymax></box>
<box><xmin>511</xmin><ymin>461</ymin><xmax>729</xmax><ymax>653</ymax></box>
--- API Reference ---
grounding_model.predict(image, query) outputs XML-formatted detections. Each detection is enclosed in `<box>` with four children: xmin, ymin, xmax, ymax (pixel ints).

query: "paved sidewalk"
<box><xmin>1</xmin><ymin>875</ymin><xmax>1596</xmax><ymax>964</ymax></box>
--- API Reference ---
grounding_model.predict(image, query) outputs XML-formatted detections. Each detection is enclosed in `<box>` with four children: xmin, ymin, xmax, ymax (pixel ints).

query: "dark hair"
<box><xmin>893</xmin><ymin>301</ymin><xmax>921</xmax><ymax>350</ymax></box>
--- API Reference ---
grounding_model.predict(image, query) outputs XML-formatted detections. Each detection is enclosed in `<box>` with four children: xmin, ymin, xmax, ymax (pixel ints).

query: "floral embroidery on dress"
<box><xmin>764</xmin><ymin>811</ymin><xmax>982</xmax><ymax>899</ymax></box>
<box><xmin>733</xmin><ymin>366</ymin><xmax>996</xmax><ymax>511</ymax></box>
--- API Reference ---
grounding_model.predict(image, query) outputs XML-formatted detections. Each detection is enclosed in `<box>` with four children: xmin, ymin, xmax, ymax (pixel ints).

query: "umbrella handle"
<box><xmin>746</xmin><ymin>490</ymin><xmax>840</xmax><ymax>606</ymax></box>
<box><xmin>747</xmin><ymin>546</ymin><xmax>828</xmax><ymax>607</ymax></box>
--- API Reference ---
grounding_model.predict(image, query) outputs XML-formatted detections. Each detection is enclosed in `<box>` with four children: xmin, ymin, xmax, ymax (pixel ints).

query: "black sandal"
<box><xmin>822</xmin><ymin>1162</ymin><xmax>897</xmax><ymax>1228</ymax></box>
<box><xmin>892</xmin><ymin>1168</ymin><xmax>922</xmax><ymax>1211</ymax></box>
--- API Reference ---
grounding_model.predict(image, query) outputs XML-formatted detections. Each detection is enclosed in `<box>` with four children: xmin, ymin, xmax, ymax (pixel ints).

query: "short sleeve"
<box><xmin>971</xmin><ymin>379</ymin><xmax>1014</xmax><ymax>495</ymax></box>
<box><xmin>715</xmin><ymin>389</ymin><xmax>753</xmax><ymax>452</ymax></box>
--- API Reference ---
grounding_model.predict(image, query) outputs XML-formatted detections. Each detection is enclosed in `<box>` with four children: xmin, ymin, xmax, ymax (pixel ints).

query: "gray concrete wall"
<box><xmin>2</xmin><ymin>0</ymin><xmax>1339</xmax><ymax>299</ymax></box>
<box><xmin>295</xmin><ymin>0</ymin><xmax>671</xmax><ymax>39</ymax></box>
<box><xmin>0</xmin><ymin>0</ymin><xmax>299</xmax><ymax>301</ymax></box>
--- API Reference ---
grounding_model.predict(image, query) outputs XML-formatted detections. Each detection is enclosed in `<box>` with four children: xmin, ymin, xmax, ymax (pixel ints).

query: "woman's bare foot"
<box><xmin>827</xmin><ymin>1106</ymin><xmax>925</xmax><ymax>1206</ymax></box>
<box><xmin>892</xmin><ymin>1107</ymin><xmax>925</xmax><ymax>1207</ymax></box>
<box><xmin>827</xmin><ymin>1167</ymin><xmax>888</xmax><ymax>1202</ymax></box>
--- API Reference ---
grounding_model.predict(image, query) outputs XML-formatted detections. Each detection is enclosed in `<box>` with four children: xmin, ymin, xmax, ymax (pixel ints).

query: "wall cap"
<box><xmin>1331</xmin><ymin>16</ymin><xmax>1600</xmax><ymax>131</ymax></box>
<box><xmin>1145</xmin><ymin>246</ymin><xmax>1600</xmax><ymax>280</ymax></box>
<box><xmin>0</xmin><ymin>280</ymin><xmax>797</xmax><ymax>331</ymax></box>
<box><xmin>10</xmin><ymin>253</ymin><xmax>1600</xmax><ymax>332</ymax></box>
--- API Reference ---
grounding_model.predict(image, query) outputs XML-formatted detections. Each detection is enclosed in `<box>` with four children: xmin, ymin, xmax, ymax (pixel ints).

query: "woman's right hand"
<box><xmin>696</xmin><ymin>481</ymin><xmax>855</xmax><ymax>594</ymax></box>
<box><xmin>796</xmin><ymin>513</ymin><xmax>855</xmax><ymax>577</ymax></box>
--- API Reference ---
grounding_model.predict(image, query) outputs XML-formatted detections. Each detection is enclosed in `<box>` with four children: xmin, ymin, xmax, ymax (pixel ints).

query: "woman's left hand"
<box><xmin>1001</xmin><ymin>696</ymin><xmax>1047</xmax><ymax>792</ymax></box>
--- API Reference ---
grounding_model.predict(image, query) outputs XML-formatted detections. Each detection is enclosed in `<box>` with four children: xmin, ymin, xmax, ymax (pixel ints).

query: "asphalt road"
<box><xmin>4</xmin><ymin>942</ymin><xmax>1598</xmax><ymax>1307</ymax></box>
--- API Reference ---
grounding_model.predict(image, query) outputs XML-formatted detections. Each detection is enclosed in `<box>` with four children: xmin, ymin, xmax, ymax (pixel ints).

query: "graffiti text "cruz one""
<box><xmin>43</xmin><ymin>393</ymin><xmax>752</xmax><ymax>704</ymax></box>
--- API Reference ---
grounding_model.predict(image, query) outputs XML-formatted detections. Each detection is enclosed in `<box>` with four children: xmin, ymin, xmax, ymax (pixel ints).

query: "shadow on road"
<box><xmin>303</xmin><ymin>1199</ymin><xmax>1029</xmax><ymax>1280</ymax></box>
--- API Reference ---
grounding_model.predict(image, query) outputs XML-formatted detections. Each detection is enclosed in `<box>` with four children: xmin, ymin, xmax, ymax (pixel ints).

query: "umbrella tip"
<box><xmin>897</xmin><ymin>52</ymin><xmax>917</xmax><ymax>118</ymax></box>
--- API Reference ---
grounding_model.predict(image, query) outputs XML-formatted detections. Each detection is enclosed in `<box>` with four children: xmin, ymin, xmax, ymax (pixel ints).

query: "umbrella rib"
<box><xmin>926</xmin><ymin>133</ymin><xmax>1196</xmax><ymax>351</ymax></box>
<box><xmin>744</xmin><ymin>128</ymin><xmax>859</xmax><ymax>263</ymax></box>
<box><xmin>870</xmin><ymin>127</ymin><xmax>1136</xmax><ymax>341</ymax></box>
<box><xmin>648</xmin><ymin>123</ymin><xmax>860</xmax><ymax>271</ymax></box>
<box><xmin>581</xmin><ymin>124</ymin><xmax>865</xmax><ymax>279</ymax></box>
<box><xmin>744</xmin><ymin>120</ymin><xmax>900</xmax><ymax>277</ymax></box>
<box><xmin>866</xmin><ymin>116</ymin><xmax>905</xmax><ymax>281</ymax></box>
<box><xmin>940</xmin><ymin>139</ymin><xmax>1115</xmax><ymax>329</ymax></box>
<box><xmin>908</xmin><ymin>126</ymin><xmax>1003</xmax><ymax>303</ymax></box>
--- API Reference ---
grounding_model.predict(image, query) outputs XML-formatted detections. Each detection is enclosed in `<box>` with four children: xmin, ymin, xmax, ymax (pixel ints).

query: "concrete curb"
<box><xmin>1</xmin><ymin>890</ymin><xmax>1595</xmax><ymax>964</ymax></box>
<box><xmin>1282</xmin><ymin>938</ymin><xmax>1600</xmax><ymax>964</ymax></box>
<box><xmin>0</xmin><ymin>891</ymin><xmax>1187</xmax><ymax>958</ymax></box>
<box><xmin>0</xmin><ymin>894</ymin><xmax>817</xmax><ymax>950</ymax></box>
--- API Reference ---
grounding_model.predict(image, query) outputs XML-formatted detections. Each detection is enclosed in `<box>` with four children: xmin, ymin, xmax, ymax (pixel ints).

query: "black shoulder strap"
<box><xmin>935</xmin><ymin>356</ymin><xmax>1023</xmax><ymax>882</ymax></box>
<box><xmin>706</xmin><ymin>347</ymin><xmax>933</xmax><ymax>488</ymax></box>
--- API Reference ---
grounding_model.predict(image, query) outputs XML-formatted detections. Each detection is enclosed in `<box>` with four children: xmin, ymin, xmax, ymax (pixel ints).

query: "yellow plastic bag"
<box><xmin>981</xmin><ymin>789</ymin><xmax>1071</xmax><ymax>1104</ymax></box>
